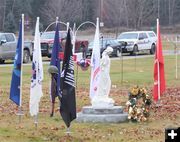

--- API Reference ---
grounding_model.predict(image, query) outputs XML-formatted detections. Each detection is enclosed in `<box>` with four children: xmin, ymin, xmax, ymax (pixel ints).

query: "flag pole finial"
<box><xmin>67</xmin><ymin>22</ymin><xmax>70</xmax><ymax>31</ymax></box>
<box><xmin>56</xmin><ymin>17</ymin><xmax>59</xmax><ymax>25</ymax></box>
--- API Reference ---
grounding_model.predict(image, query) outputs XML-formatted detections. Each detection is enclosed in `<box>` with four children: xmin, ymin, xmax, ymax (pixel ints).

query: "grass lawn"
<box><xmin>0</xmin><ymin>55</ymin><xmax>180</xmax><ymax>142</ymax></box>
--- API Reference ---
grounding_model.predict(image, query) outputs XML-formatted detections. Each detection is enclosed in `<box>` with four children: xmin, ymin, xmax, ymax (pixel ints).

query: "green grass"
<box><xmin>0</xmin><ymin>55</ymin><xmax>180</xmax><ymax>142</ymax></box>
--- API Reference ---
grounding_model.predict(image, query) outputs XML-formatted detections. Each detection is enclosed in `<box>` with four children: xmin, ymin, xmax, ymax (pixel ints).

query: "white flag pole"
<box><xmin>67</xmin><ymin>22</ymin><xmax>70</xmax><ymax>31</ymax></box>
<box><xmin>34</xmin><ymin>17</ymin><xmax>40</xmax><ymax>129</ymax></box>
<box><xmin>72</xmin><ymin>23</ymin><xmax>76</xmax><ymax>54</ymax></box>
<box><xmin>157</xmin><ymin>19</ymin><xmax>161</xmax><ymax>105</ymax></box>
<box><xmin>56</xmin><ymin>17</ymin><xmax>59</xmax><ymax>25</ymax></box>
<box><xmin>34</xmin><ymin>114</ymin><xmax>38</xmax><ymax>129</ymax></box>
<box><xmin>20</xmin><ymin>14</ymin><xmax>24</xmax><ymax>108</ymax></box>
<box><xmin>17</xmin><ymin>14</ymin><xmax>24</xmax><ymax>123</ymax></box>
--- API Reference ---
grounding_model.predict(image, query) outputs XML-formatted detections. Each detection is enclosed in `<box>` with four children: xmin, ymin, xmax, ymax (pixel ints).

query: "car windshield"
<box><xmin>148</xmin><ymin>32</ymin><xmax>156</xmax><ymax>37</ymax></box>
<box><xmin>41</xmin><ymin>31</ymin><xmax>67</xmax><ymax>40</ymax></box>
<box><xmin>118</xmin><ymin>33</ymin><xmax>138</xmax><ymax>39</ymax></box>
<box><xmin>41</xmin><ymin>32</ymin><xmax>55</xmax><ymax>39</ymax></box>
<box><xmin>88</xmin><ymin>41</ymin><xmax>103</xmax><ymax>48</ymax></box>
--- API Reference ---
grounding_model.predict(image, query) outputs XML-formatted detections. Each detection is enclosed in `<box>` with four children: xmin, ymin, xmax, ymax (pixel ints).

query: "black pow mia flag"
<box><xmin>60</xmin><ymin>28</ymin><xmax>76</xmax><ymax>128</ymax></box>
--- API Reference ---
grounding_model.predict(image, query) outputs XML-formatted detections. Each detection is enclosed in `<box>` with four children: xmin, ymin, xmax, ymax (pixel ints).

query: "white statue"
<box><xmin>91</xmin><ymin>46</ymin><xmax>115</xmax><ymax>108</ymax></box>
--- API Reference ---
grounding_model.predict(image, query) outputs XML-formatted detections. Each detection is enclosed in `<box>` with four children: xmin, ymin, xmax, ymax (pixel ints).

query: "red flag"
<box><xmin>153</xmin><ymin>19</ymin><xmax>166</xmax><ymax>102</ymax></box>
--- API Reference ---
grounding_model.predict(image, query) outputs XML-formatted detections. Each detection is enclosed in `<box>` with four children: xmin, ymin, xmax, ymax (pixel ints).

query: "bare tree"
<box><xmin>41</xmin><ymin>0</ymin><xmax>82</xmax><ymax>28</ymax></box>
<box><xmin>0</xmin><ymin>0</ymin><xmax>6</xmax><ymax>31</ymax></box>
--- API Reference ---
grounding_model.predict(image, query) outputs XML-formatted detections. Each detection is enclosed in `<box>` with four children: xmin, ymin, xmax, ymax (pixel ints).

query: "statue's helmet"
<box><xmin>48</xmin><ymin>65</ymin><xmax>58</xmax><ymax>74</ymax></box>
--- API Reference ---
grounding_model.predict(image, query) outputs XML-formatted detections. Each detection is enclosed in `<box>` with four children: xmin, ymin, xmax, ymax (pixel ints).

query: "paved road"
<box><xmin>0</xmin><ymin>50</ymin><xmax>179</xmax><ymax>67</ymax></box>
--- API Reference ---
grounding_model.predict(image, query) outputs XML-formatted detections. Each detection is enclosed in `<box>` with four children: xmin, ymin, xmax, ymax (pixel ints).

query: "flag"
<box><xmin>153</xmin><ymin>19</ymin><xmax>166</xmax><ymax>102</ymax></box>
<box><xmin>60</xmin><ymin>29</ymin><xmax>76</xmax><ymax>128</ymax></box>
<box><xmin>9</xmin><ymin>17</ymin><xmax>23</xmax><ymax>106</ymax></box>
<box><xmin>29</xmin><ymin>17</ymin><xmax>43</xmax><ymax>116</ymax></box>
<box><xmin>50</xmin><ymin>22</ymin><xmax>61</xmax><ymax>98</ymax></box>
<box><xmin>89</xmin><ymin>18</ymin><xmax>101</xmax><ymax>99</ymax></box>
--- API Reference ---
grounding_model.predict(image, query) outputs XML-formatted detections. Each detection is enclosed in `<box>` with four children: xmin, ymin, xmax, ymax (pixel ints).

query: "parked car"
<box><xmin>117</xmin><ymin>31</ymin><xmax>157</xmax><ymax>55</ymax></box>
<box><xmin>86</xmin><ymin>38</ymin><xmax>122</xmax><ymax>57</ymax></box>
<box><xmin>0</xmin><ymin>32</ymin><xmax>33</xmax><ymax>64</ymax></box>
<box><xmin>40</xmin><ymin>31</ymin><xmax>89</xmax><ymax>58</ymax></box>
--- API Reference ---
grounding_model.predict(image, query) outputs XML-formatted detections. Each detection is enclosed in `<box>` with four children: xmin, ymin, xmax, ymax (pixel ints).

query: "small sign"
<box><xmin>100</xmin><ymin>22</ymin><xmax>104</xmax><ymax>27</ymax></box>
<box><xmin>165</xmin><ymin>127</ymin><xmax>179</xmax><ymax>142</ymax></box>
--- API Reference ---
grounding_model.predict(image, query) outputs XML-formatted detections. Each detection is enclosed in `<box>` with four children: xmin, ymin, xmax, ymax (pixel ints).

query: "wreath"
<box><xmin>126</xmin><ymin>86</ymin><xmax>152</xmax><ymax>122</ymax></box>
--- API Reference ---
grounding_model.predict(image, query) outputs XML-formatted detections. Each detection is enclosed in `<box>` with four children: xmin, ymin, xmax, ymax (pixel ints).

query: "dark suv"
<box><xmin>86</xmin><ymin>38</ymin><xmax>122</xmax><ymax>57</ymax></box>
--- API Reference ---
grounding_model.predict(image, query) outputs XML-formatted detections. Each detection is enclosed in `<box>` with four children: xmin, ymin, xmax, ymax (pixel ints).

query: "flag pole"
<box><xmin>72</xmin><ymin>23</ymin><xmax>76</xmax><ymax>54</ymax></box>
<box><xmin>157</xmin><ymin>18</ymin><xmax>161</xmax><ymax>106</ymax></box>
<box><xmin>157</xmin><ymin>60</ymin><xmax>161</xmax><ymax>104</ymax></box>
<box><xmin>34</xmin><ymin>17</ymin><xmax>40</xmax><ymax>129</ymax></box>
<box><xmin>17</xmin><ymin>14</ymin><xmax>24</xmax><ymax>123</ymax></box>
<box><xmin>66</xmin><ymin>127</ymin><xmax>71</xmax><ymax>136</ymax></box>
<box><xmin>56</xmin><ymin>17</ymin><xmax>59</xmax><ymax>25</ymax></box>
<box><xmin>34</xmin><ymin>114</ymin><xmax>38</xmax><ymax>130</ymax></box>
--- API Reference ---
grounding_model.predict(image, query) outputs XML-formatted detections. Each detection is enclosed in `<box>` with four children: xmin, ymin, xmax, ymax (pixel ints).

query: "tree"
<box><xmin>41</xmin><ymin>0</ymin><xmax>82</xmax><ymax>30</ymax></box>
<box><xmin>4</xmin><ymin>11</ymin><xmax>16</xmax><ymax>32</ymax></box>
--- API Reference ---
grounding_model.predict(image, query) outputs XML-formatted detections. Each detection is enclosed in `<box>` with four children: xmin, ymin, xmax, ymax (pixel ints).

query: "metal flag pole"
<box><xmin>34</xmin><ymin>17</ymin><xmax>40</xmax><ymax>129</ymax></box>
<box><xmin>76</xmin><ymin>62</ymin><xmax>79</xmax><ymax>90</ymax></box>
<box><xmin>56</xmin><ymin>17</ymin><xmax>59</xmax><ymax>25</ymax></box>
<box><xmin>157</xmin><ymin>19</ymin><xmax>161</xmax><ymax>106</ymax></box>
<box><xmin>67</xmin><ymin>22</ymin><xmax>70</xmax><ymax>31</ymax></box>
<box><xmin>121</xmin><ymin>47</ymin><xmax>123</xmax><ymax>85</ymax></box>
<box><xmin>72</xmin><ymin>23</ymin><xmax>76</xmax><ymax>54</ymax></box>
<box><xmin>34</xmin><ymin>114</ymin><xmax>38</xmax><ymax>130</ymax></box>
<box><xmin>157</xmin><ymin>60</ymin><xmax>161</xmax><ymax>106</ymax></box>
<box><xmin>66</xmin><ymin>127</ymin><xmax>71</xmax><ymax>136</ymax></box>
<box><xmin>134</xmin><ymin>51</ymin><xmax>137</xmax><ymax>72</ymax></box>
<box><xmin>17</xmin><ymin>14</ymin><xmax>24</xmax><ymax>123</ymax></box>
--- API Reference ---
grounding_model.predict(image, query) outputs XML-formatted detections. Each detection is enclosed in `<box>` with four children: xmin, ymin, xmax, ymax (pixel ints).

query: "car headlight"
<box><xmin>127</xmin><ymin>42</ymin><xmax>134</xmax><ymax>46</ymax></box>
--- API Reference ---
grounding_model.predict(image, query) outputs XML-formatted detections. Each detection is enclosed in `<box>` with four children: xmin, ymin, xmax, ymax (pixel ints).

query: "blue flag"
<box><xmin>50</xmin><ymin>23</ymin><xmax>61</xmax><ymax>97</ymax></box>
<box><xmin>10</xmin><ymin>19</ymin><xmax>23</xmax><ymax>106</ymax></box>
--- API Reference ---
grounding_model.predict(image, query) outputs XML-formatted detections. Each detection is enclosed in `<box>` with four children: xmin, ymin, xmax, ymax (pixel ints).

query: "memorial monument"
<box><xmin>77</xmin><ymin>47</ymin><xmax>128</xmax><ymax>123</ymax></box>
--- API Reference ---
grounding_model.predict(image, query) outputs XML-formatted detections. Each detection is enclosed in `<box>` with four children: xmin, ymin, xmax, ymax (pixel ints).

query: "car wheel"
<box><xmin>130</xmin><ymin>45</ymin><xmax>138</xmax><ymax>55</ymax></box>
<box><xmin>0</xmin><ymin>59</ymin><xmax>5</xmax><ymax>64</ymax></box>
<box><xmin>116</xmin><ymin>49</ymin><xmax>121</xmax><ymax>57</ymax></box>
<box><xmin>150</xmin><ymin>44</ymin><xmax>155</xmax><ymax>54</ymax></box>
<box><xmin>23</xmin><ymin>50</ymin><xmax>30</xmax><ymax>63</ymax></box>
<box><xmin>47</xmin><ymin>54</ymin><xmax>51</xmax><ymax>58</ymax></box>
<box><xmin>47</xmin><ymin>47</ymin><xmax>51</xmax><ymax>58</ymax></box>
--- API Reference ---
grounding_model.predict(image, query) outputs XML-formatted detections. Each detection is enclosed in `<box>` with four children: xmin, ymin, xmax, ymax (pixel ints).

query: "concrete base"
<box><xmin>76</xmin><ymin>106</ymin><xmax>128</xmax><ymax>123</ymax></box>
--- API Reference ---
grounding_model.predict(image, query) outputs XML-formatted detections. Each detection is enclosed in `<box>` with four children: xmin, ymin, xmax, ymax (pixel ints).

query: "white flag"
<box><xmin>90</xmin><ymin>18</ymin><xmax>101</xmax><ymax>99</ymax></box>
<box><xmin>29</xmin><ymin>17</ymin><xmax>43</xmax><ymax>116</ymax></box>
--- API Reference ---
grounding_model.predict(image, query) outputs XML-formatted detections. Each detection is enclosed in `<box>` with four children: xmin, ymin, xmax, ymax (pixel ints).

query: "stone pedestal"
<box><xmin>91</xmin><ymin>95</ymin><xmax>115</xmax><ymax>108</ymax></box>
<box><xmin>76</xmin><ymin>106</ymin><xmax>128</xmax><ymax>123</ymax></box>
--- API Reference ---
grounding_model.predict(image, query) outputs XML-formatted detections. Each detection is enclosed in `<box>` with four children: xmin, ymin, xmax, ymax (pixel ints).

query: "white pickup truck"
<box><xmin>0</xmin><ymin>32</ymin><xmax>33</xmax><ymax>64</ymax></box>
<box><xmin>117</xmin><ymin>31</ymin><xmax>157</xmax><ymax>55</ymax></box>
